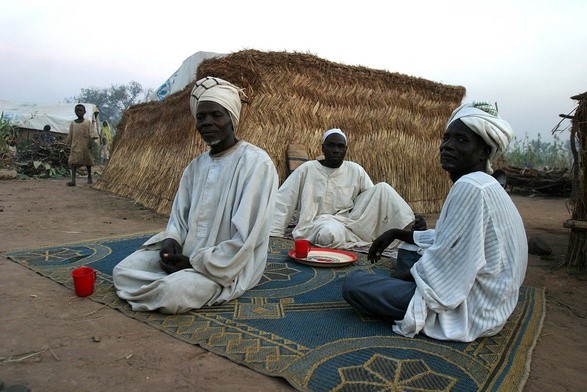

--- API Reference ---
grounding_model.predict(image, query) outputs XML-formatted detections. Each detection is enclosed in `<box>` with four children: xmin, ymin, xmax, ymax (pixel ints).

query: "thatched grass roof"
<box><xmin>95</xmin><ymin>50</ymin><xmax>465</xmax><ymax>215</ymax></box>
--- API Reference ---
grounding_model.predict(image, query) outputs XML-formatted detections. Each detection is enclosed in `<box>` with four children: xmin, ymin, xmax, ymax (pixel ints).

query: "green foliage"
<box><xmin>1</xmin><ymin>112</ymin><xmax>19</xmax><ymax>170</ymax></box>
<box><xmin>503</xmin><ymin>133</ymin><xmax>572</xmax><ymax>169</ymax></box>
<box><xmin>0</xmin><ymin>112</ymin><xmax>18</xmax><ymax>153</ymax></box>
<box><xmin>65</xmin><ymin>81</ymin><xmax>151</xmax><ymax>128</ymax></box>
<box><xmin>15</xmin><ymin>139</ymin><xmax>70</xmax><ymax>179</ymax></box>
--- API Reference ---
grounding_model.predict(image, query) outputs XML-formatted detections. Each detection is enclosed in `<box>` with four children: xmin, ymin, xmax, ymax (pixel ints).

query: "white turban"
<box><xmin>447</xmin><ymin>101</ymin><xmax>514</xmax><ymax>174</ymax></box>
<box><xmin>322</xmin><ymin>128</ymin><xmax>347</xmax><ymax>143</ymax></box>
<box><xmin>190</xmin><ymin>76</ymin><xmax>243</xmax><ymax>131</ymax></box>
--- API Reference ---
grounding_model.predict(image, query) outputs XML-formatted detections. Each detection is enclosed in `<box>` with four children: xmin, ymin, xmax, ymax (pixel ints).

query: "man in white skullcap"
<box><xmin>270</xmin><ymin>128</ymin><xmax>415</xmax><ymax>249</ymax></box>
<box><xmin>113</xmin><ymin>76</ymin><xmax>279</xmax><ymax>314</ymax></box>
<box><xmin>342</xmin><ymin>102</ymin><xmax>528</xmax><ymax>342</ymax></box>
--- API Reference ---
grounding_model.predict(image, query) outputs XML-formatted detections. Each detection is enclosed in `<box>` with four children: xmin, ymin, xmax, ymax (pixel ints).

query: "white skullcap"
<box><xmin>190</xmin><ymin>76</ymin><xmax>243</xmax><ymax>131</ymax></box>
<box><xmin>322</xmin><ymin>128</ymin><xmax>347</xmax><ymax>143</ymax></box>
<box><xmin>447</xmin><ymin>102</ymin><xmax>514</xmax><ymax>174</ymax></box>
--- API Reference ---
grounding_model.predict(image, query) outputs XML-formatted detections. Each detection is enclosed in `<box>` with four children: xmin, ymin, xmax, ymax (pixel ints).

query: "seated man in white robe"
<box><xmin>270</xmin><ymin>128</ymin><xmax>415</xmax><ymax>249</ymax></box>
<box><xmin>342</xmin><ymin>102</ymin><xmax>528</xmax><ymax>342</ymax></box>
<box><xmin>113</xmin><ymin>76</ymin><xmax>279</xmax><ymax>314</ymax></box>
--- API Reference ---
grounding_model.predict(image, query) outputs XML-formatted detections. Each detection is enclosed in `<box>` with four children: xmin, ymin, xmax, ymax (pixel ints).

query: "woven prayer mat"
<box><xmin>5</xmin><ymin>234</ymin><xmax>545</xmax><ymax>392</ymax></box>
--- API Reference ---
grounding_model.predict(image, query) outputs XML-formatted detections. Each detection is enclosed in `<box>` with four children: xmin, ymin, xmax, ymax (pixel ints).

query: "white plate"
<box><xmin>287</xmin><ymin>248</ymin><xmax>358</xmax><ymax>267</ymax></box>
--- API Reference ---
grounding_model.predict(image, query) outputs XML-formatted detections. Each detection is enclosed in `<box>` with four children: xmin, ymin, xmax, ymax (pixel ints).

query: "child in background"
<box><xmin>100</xmin><ymin>137</ymin><xmax>110</xmax><ymax>164</ymax></box>
<box><xmin>65</xmin><ymin>104</ymin><xmax>96</xmax><ymax>186</ymax></box>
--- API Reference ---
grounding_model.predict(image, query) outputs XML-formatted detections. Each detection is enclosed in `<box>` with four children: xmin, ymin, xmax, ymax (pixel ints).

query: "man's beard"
<box><xmin>204</xmin><ymin>138</ymin><xmax>221</xmax><ymax>146</ymax></box>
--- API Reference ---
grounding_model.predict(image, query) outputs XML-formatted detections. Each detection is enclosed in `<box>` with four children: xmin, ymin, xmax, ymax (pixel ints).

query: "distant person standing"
<box><xmin>100</xmin><ymin>121</ymin><xmax>113</xmax><ymax>164</ymax></box>
<box><xmin>65</xmin><ymin>104</ymin><xmax>97</xmax><ymax>186</ymax></box>
<box><xmin>39</xmin><ymin>124</ymin><xmax>55</xmax><ymax>144</ymax></box>
<box><xmin>101</xmin><ymin>120</ymin><xmax>113</xmax><ymax>145</ymax></box>
<box><xmin>100</xmin><ymin>137</ymin><xmax>110</xmax><ymax>164</ymax></box>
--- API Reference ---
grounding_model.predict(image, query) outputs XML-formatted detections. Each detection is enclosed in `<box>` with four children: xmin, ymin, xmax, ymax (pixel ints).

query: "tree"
<box><xmin>66</xmin><ymin>81</ymin><xmax>152</xmax><ymax>128</ymax></box>
<box><xmin>504</xmin><ymin>132</ymin><xmax>572</xmax><ymax>169</ymax></box>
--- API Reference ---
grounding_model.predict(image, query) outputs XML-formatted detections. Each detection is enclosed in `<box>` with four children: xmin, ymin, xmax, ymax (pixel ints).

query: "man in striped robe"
<box><xmin>342</xmin><ymin>102</ymin><xmax>528</xmax><ymax>342</ymax></box>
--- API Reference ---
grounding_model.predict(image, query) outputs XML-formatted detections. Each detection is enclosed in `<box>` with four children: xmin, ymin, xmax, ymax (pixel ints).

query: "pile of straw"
<box><xmin>95</xmin><ymin>50</ymin><xmax>465</xmax><ymax>215</ymax></box>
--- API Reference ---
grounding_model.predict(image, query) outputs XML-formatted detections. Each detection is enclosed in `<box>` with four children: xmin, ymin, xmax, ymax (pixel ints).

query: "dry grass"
<box><xmin>95</xmin><ymin>50</ymin><xmax>465</xmax><ymax>215</ymax></box>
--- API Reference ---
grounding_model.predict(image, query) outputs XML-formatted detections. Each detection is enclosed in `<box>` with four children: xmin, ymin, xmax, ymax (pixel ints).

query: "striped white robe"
<box><xmin>394</xmin><ymin>171</ymin><xmax>528</xmax><ymax>341</ymax></box>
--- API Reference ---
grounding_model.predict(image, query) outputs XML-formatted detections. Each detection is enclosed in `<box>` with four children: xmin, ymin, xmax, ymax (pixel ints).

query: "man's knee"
<box><xmin>316</xmin><ymin>231</ymin><xmax>335</xmax><ymax>246</ymax></box>
<box><xmin>372</xmin><ymin>182</ymin><xmax>393</xmax><ymax>192</ymax></box>
<box><xmin>342</xmin><ymin>271</ymin><xmax>360</xmax><ymax>303</ymax></box>
<box><xmin>342</xmin><ymin>270</ymin><xmax>370</xmax><ymax>296</ymax></box>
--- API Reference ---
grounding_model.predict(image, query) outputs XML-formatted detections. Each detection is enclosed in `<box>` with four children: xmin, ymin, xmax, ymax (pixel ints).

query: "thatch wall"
<box><xmin>95</xmin><ymin>50</ymin><xmax>465</xmax><ymax>216</ymax></box>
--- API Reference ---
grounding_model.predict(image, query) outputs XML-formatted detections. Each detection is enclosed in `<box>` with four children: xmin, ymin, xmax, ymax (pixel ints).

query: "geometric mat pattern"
<box><xmin>4</xmin><ymin>234</ymin><xmax>545</xmax><ymax>392</ymax></box>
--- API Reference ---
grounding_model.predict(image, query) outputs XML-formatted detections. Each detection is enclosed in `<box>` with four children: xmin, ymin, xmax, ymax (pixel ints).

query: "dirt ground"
<box><xmin>0</xmin><ymin>176</ymin><xmax>586</xmax><ymax>392</ymax></box>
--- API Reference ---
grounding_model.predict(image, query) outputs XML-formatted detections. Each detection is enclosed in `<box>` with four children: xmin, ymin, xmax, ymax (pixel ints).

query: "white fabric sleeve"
<box><xmin>163</xmin><ymin>164</ymin><xmax>193</xmax><ymax>245</ymax></box>
<box><xmin>269</xmin><ymin>168</ymin><xmax>304</xmax><ymax>237</ymax></box>
<box><xmin>412</xmin><ymin>229</ymin><xmax>436</xmax><ymax>249</ymax></box>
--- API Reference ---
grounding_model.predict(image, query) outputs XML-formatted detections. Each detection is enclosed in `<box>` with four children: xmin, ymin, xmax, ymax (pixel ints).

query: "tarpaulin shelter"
<box><xmin>0</xmin><ymin>100</ymin><xmax>100</xmax><ymax>141</ymax></box>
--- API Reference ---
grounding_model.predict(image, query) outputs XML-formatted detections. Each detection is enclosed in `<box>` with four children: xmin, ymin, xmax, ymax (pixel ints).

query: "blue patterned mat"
<box><xmin>5</xmin><ymin>234</ymin><xmax>544</xmax><ymax>391</ymax></box>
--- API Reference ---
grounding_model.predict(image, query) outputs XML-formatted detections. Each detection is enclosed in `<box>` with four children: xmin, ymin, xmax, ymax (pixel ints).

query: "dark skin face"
<box><xmin>439</xmin><ymin>119</ymin><xmax>491</xmax><ymax>183</ymax></box>
<box><xmin>74</xmin><ymin>105</ymin><xmax>86</xmax><ymax>122</ymax></box>
<box><xmin>195</xmin><ymin>101</ymin><xmax>237</xmax><ymax>154</ymax></box>
<box><xmin>320</xmin><ymin>133</ymin><xmax>347</xmax><ymax>168</ymax></box>
<box><xmin>368</xmin><ymin>120</ymin><xmax>491</xmax><ymax>264</ymax></box>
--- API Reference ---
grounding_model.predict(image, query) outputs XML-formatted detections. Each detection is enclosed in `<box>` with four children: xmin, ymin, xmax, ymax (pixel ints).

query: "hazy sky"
<box><xmin>1</xmin><ymin>0</ymin><xmax>585</xmax><ymax>142</ymax></box>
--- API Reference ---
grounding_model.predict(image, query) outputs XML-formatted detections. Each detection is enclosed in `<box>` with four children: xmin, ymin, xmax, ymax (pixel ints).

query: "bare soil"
<box><xmin>1</xmin><ymin>177</ymin><xmax>586</xmax><ymax>392</ymax></box>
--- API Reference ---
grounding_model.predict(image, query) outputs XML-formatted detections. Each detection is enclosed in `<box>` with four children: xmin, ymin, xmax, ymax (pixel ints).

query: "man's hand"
<box><xmin>159</xmin><ymin>238</ymin><xmax>191</xmax><ymax>274</ymax></box>
<box><xmin>368</xmin><ymin>229</ymin><xmax>416</xmax><ymax>264</ymax></box>
<box><xmin>368</xmin><ymin>229</ymin><xmax>399</xmax><ymax>263</ymax></box>
<box><xmin>160</xmin><ymin>238</ymin><xmax>183</xmax><ymax>259</ymax></box>
<box><xmin>160</xmin><ymin>253</ymin><xmax>191</xmax><ymax>274</ymax></box>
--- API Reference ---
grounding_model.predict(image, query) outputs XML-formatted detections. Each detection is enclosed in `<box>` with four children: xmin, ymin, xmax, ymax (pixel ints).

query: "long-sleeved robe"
<box><xmin>394</xmin><ymin>171</ymin><xmax>528</xmax><ymax>341</ymax></box>
<box><xmin>270</xmin><ymin>160</ymin><xmax>415</xmax><ymax>249</ymax></box>
<box><xmin>66</xmin><ymin>119</ymin><xmax>96</xmax><ymax>166</ymax></box>
<box><xmin>113</xmin><ymin>141</ymin><xmax>278</xmax><ymax>314</ymax></box>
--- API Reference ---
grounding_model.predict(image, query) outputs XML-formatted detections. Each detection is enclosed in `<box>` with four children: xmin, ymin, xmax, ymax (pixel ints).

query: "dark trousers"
<box><xmin>341</xmin><ymin>249</ymin><xmax>421</xmax><ymax>320</ymax></box>
<box><xmin>342</xmin><ymin>270</ymin><xmax>416</xmax><ymax>320</ymax></box>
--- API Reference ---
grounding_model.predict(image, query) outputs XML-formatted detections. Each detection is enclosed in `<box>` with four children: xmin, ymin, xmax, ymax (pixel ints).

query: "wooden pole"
<box><xmin>564</xmin><ymin>93</ymin><xmax>587</xmax><ymax>272</ymax></box>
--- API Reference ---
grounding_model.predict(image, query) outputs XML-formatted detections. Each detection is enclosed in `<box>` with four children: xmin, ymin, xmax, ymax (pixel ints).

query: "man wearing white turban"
<box><xmin>113</xmin><ymin>76</ymin><xmax>279</xmax><ymax>314</ymax></box>
<box><xmin>270</xmin><ymin>128</ymin><xmax>415</xmax><ymax>250</ymax></box>
<box><xmin>446</xmin><ymin>102</ymin><xmax>515</xmax><ymax>174</ymax></box>
<box><xmin>342</xmin><ymin>102</ymin><xmax>528</xmax><ymax>342</ymax></box>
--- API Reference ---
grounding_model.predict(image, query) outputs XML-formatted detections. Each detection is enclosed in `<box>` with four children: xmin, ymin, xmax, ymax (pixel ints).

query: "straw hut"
<box><xmin>94</xmin><ymin>50</ymin><xmax>465</xmax><ymax>216</ymax></box>
<box><xmin>563</xmin><ymin>92</ymin><xmax>587</xmax><ymax>272</ymax></box>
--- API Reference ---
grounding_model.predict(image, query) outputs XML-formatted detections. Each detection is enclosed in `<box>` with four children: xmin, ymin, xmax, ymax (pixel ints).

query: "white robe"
<box><xmin>270</xmin><ymin>160</ymin><xmax>415</xmax><ymax>249</ymax></box>
<box><xmin>113</xmin><ymin>141</ymin><xmax>278</xmax><ymax>314</ymax></box>
<box><xmin>394</xmin><ymin>172</ymin><xmax>528</xmax><ymax>341</ymax></box>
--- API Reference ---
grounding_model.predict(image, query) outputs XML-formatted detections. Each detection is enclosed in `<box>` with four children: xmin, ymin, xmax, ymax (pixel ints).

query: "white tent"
<box><xmin>146</xmin><ymin>51</ymin><xmax>225</xmax><ymax>101</ymax></box>
<box><xmin>0</xmin><ymin>100</ymin><xmax>100</xmax><ymax>135</ymax></box>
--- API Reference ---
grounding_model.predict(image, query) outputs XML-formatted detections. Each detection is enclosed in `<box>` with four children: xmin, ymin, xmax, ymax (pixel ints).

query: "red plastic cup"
<box><xmin>294</xmin><ymin>239</ymin><xmax>311</xmax><ymax>258</ymax></box>
<box><xmin>71</xmin><ymin>266</ymin><xmax>97</xmax><ymax>297</ymax></box>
